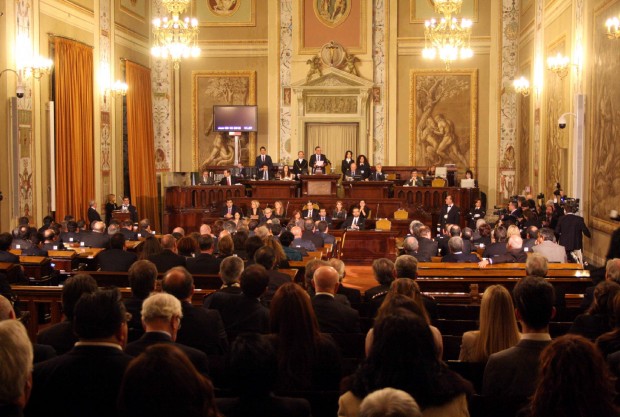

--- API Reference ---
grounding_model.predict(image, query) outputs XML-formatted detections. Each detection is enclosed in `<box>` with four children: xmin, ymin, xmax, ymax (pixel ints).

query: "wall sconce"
<box><xmin>606</xmin><ymin>16</ymin><xmax>620</xmax><ymax>39</ymax></box>
<box><xmin>547</xmin><ymin>53</ymin><xmax>571</xmax><ymax>79</ymax></box>
<box><xmin>513</xmin><ymin>76</ymin><xmax>530</xmax><ymax>96</ymax></box>
<box><xmin>107</xmin><ymin>80</ymin><xmax>128</xmax><ymax>97</ymax></box>
<box><xmin>21</xmin><ymin>55</ymin><xmax>53</xmax><ymax>80</ymax></box>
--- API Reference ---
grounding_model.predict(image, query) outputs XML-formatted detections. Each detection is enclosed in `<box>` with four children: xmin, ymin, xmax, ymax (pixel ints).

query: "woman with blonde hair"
<box><xmin>248</xmin><ymin>200</ymin><xmax>262</xmax><ymax>220</ymax></box>
<box><xmin>459</xmin><ymin>285</ymin><xmax>521</xmax><ymax>362</ymax></box>
<box><xmin>273</xmin><ymin>201</ymin><xmax>285</xmax><ymax>218</ymax></box>
<box><xmin>506</xmin><ymin>224</ymin><xmax>520</xmax><ymax>238</ymax></box>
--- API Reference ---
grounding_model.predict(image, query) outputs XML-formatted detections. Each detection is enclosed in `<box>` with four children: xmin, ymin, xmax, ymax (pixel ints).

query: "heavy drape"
<box><xmin>305</xmin><ymin>123</ymin><xmax>358</xmax><ymax>172</ymax></box>
<box><xmin>125</xmin><ymin>61</ymin><xmax>161</xmax><ymax>232</ymax></box>
<box><xmin>54</xmin><ymin>38</ymin><xmax>95</xmax><ymax>223</ymax></box>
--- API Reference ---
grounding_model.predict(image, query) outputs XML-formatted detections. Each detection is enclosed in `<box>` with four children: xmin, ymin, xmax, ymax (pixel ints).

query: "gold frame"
<box><xmin>299</xmin><ymin>0</ymin><xmax>367</xmax><ymax>55</ymax></box>
<box><xmin>192</xmin><ymin>70</ymin><xmax>257</xmax><ymax>170</ymax></box>
<box><xmin>409</xmin><ymin>0</ymin><xmax>479</xmax><ymax>23</ymax></box>
<box><xmin>408</xmin><ymin>68</ymin><xmax>478</xmax><ymax>171</ymax></box>
<box><xmin>195</xmin><ymin>0</ymin><xmax>256</xmax><ymax>27</ymax></box>
<box><xmin>312</xmin><ymin>0</ymin><xmax>353</xmax><ymax>28</ymax></box>
<box><xmin>589</xmin><ymin>0</ymin><xmax>620</xmax><ymax>233</ymax></box>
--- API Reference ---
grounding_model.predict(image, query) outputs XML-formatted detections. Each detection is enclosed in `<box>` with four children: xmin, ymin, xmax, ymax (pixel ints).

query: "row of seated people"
<box><xmin>4</xmin><ymin>252</ymin><xmax>620</xmax><ymax>417</ymax></box>
<box><xmin>404</xmin><ymin>220</ymin><xmax>575</xmax><ymax>265</ymax></box>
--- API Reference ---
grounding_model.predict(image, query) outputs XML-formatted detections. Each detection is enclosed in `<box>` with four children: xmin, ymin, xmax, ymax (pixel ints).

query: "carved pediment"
<box><xmin>291</xmin><ymin>68</ymin><xmax>374</xmax><ymax>89</ymax></box>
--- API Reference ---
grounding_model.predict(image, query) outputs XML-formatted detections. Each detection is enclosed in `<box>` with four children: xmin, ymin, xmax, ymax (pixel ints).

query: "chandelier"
<box><xmin>422</xmin><ymin>0</ymin><xmax>473</xmax><ymax>70</ymax></box>
<box><xmin>151</xmin><ymin>0</ymin><xmax>200</xmax><ymax>69</ymax></box>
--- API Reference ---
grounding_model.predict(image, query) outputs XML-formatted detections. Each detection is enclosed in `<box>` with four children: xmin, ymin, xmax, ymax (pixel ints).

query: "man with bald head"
<box><xmin>311</xmin><ymin>266</ymin><xmax>360</xmax><ymax>334</ymax></box>
<box><xmin>147</xmin><ymin>234</ymin><xmax>186</xmax><ymax>273</ymax></box>
<box><xmin>479</xmin><ymin>234</ymin><xmax>528</xmax><ymax>267</ymax></box>
<box><xmin>290</xmin><ymin>225</ymin><xmax>316</xmax><ymax>251</ymax></box>
<box><xmin>80</xmin><ymin>221</ymin><xmax>109</xmax><ymax>248</ymax></box>
<box><xmin>162</xmin><ymin>266</ymin><xmax>228</xmax><ymax>355</ymax></box>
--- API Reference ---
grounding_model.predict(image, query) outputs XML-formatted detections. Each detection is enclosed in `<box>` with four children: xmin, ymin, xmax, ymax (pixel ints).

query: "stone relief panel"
<box><xmin>372</xmin><ymin>0</ymin><xmax>386</xmax><ymax>164</ymax></box>
<box><xmin>280</xmin><ymin>0</ymin><xmax>292</xmax><ymax>163</ymax></box>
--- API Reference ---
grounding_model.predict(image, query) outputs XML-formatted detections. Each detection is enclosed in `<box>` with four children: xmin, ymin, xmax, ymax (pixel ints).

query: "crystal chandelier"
<box><xmin>151</xmin><ymin>0</ymin><xmax>200</xmax><ymax>69</ymax></box>
<box><xmin>422</xmin><ymin>0</ymin><xmax>473</xmax><ymax>70</ymax></box>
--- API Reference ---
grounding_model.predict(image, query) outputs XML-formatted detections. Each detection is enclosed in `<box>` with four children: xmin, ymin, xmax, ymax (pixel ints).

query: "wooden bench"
<box><xmin>417</xmin><ymin>262</ymin><xmax>583</xmax><ymax>270</ymax></box>
<box><xmin>12</xmin><ymin>285</ymin><xmax>212</xmax><ymax>342</ymax></box>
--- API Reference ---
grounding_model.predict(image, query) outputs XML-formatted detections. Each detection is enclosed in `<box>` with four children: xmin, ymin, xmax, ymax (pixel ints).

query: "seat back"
<box><xmin>393</xmin><ymin>209</ymin><xmax>409</xmax><ymax>220</ymax></box>
<box><xmin>432</xmin><ymin>178</ymin><xmax>447</xmax><ymax>187</ymax></box>
<box><xmin>375</xmin><ymin>219</ymin><xmax>392</xmax><ymax>231</ymax></box>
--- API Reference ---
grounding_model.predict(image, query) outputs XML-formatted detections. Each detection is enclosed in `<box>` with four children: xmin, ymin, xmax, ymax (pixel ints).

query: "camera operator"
<box><xmin>555</xmin><ymin>201</ymin><xmax>590</xmax><ymax>264</ymax></box>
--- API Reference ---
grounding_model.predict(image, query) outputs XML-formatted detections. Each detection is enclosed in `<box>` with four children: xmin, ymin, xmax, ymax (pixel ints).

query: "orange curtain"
<box><xmin>54</xmin><ymin>38</ymin><xmax>95</xmax><ymax>223</ymax></box>
<box><xmin>125</xmin><ymin>61</ymin><xmax>161</xmax><ymax>232</ymax></box>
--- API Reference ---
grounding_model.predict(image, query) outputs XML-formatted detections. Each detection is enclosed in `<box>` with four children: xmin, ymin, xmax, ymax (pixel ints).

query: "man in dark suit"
<box><xmin>80</xmin><ymin>221</ymin><xmax>109</xmax><ymax>248</ymax></box>
<box><xmin>302</xmin><ymin>219</ymin><xmax>324</xmax><ymax>248</ymax></box>
<box><xmin>162</xmin><ymin>266</ymin><xmax>228</xmax><ymax>355</ymax></box>
<box><xmin>11</xmin><ymin>225</ymin><xmax>32</xmax><ymax>251</ymax></box>
<box><xmin>302</xmin><ymin>201</ymin><xmax>320</xmax><ymax>221</ymax></box>
<box><xmin>439</xmin><ymin>195</ymin><xmax>460</xmax><ymax>231</ymax></box>
<box><xmin>442</xmin><ymin>237</ymin><xmax>479</xmax><ymax>263</ymax></box>
<box><xmin>186</xmin><ymin>235</ymin><xmax>221</xmax><ymax>276</ymax></box>
<box><xmin>317</xmin><ymin>208</ymin><xmax>333</xmax><ymax>228</ymax></box>
<box><xmin>311</xmin><ymin>266</ymin><xmax>360</xmax><ymax>334</ymax></box>
<box><xmin>292</xmin><ymin>150</ymin><xmax>309</xmax><ymax>178</ymax></box>
<box><xmin>483</xmin><ymin>276</ymin><xmax>555</xmax><ymax>416</ymax></box>
<box><xmin>221</xmin><ymin>198</ymin><xmax>242</xmax><ymax>219</ymax></box>
<box><xmin>121</xmin><ymin>196</ymin><xmax>138</xmax><ymax>223</ymax></box>
<box><xmin>258</xmin><ymin>163</ymin><xmax>273</xmax><ymax>180</ymax></box>
<box><xmin>479</xmin><ymin>235</ymin><xmax>528</xmax><ymax>267</ymax></box>
<box><xmin>207</xmin><ymin>264</ymin><xmax>270</xmax><ymax>335</ymax></box>
<box><xmin>317</xmin><ymin>220</ymin><xmax>336</xmax><ymax>245</ymax></box>
<box><xmin>216</xmin><ymin>333</ymin><xmax>311</xmax><ymax>417</ymax></box>
<box><xmin>394</xmin><ymin>255</ymin><xmax>437</xmax><ymax>320</ymax></box>
<box><xmin>416</xmin><ymin>226</ymin><xmax>438</xmax><ymax>261</ymax></box>
<box><xmin>329</xmin><ymin>258</ymin><xmax>362</xmax><ymax>306</ymax></box>
<box><xmin>290</xmin><ymin>226</ymin><xmax>316</xmax><ymax>252</ymax></box>
<box><xmin>37</xmin><ymin>274</ymin><xmax>98</xmax><ymax>355</ymax></box>
<box><xmin>203</xmin><ymin>256</ymin><xmax>244</xmax><ymax>309</ymax></box>
<box><xmin>255</xmin><ymin>146</ymin><xmax>273</xmax><ymax>171</ymax></box>
<box><xmin>254</xmin><ymin>246</ymin><xmax>292</xmax><ymax>301</ymax></box>
<box><xmin>607</xmin><ymin>225</ymin><xmax>620</xmax><ymax>260</ymax></box>
<box><xmin>403</xmin><ymin>236</ymin><xmax>434</xmax><ymax>263</ymax></box>
<box><xmin>523</xmin><ymin>225</ymin><xmax>539</xmax><ymax>252</ymax></box>
<box><xmin>87</xmin><ymin>200</ymin><xmax>102</xmax><ymax>224</ymax></box>
<box><xmin>26</xmin><ymin>289</ymin><xmax>133</xmax><ymax>417</ymax></box>
<box><xmin>123</xmin><ymin>260</ymin><xmax>158</xmax><ymax>343</ymax></box>
<box><xmin>344</xmin><ymin>162</ymin><xmax>362</xmax><ymax>181</ymax></box>
<box><xmin>555</xmin><ymin>204</ymin><xmax>591</xmax><ymax>263</ymax></box>
<box><xmin>482</xmin><ymin>226</ymin><xmax>509</xmax><ymax>258</ymax></box>
<box><xmin>309</xmin><ymin>146</ymin><xmax>330</xmax><ymax>174</ymax></box>
<box><xmin>405</xmin><ymin>169</ymin><xmax>424</xmax><ymax>187</ymax></box>
<box><xmin>0</xmin><ymin>233</ymin><xmax>20</xmax><ymax>264</ymax></box>
<box><xmin>119</xmin><ymin>219</ymin><xmax>138</xmax><ymax>241</ymax></box>
<box><xmin>97</xmin><ymin>232</ymin><xmax>137</xmax><ymax>272</ymax></box>
<box><xmin>59</xmin><ymin>220</ymin><xmax>81</xmax><ymax>244</ymax></box>
<box><xmin>219</xmin><ymin>169</ymin><xmax>239</xmax><ymax>186</ymax></box>
<box><xmin>124</xmin><ymin>292</ymin><xmax>209</xmax><ymax>375</ymax></box>
<box><xmin>341</xmin><ymin>207</ymin><xmax>366</xmax><ymax>230</ymax></box>
<box><xmin>148</xmin><ymin>234</ymin><xmax>186</xmax><ymax>273</ymax></box>
<box><xmin>369</xmin><ymin>163</ymin><xmax>386</xmax><ymax>181</ymax></box>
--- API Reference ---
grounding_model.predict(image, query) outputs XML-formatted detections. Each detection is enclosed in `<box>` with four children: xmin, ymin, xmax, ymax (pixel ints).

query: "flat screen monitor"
<box><xmin>213</xmin><ymin>105</ymin><xmax>258</xmax><ymax>132</ymax></box>
<box><xmin>460</xmin><ymin>178</ymin><xmax>476</xmax><ymax>188</ymax></box>
<box><xmin>435</xmin><ymin>166</ymin><xmax>448</xmax><ymax>179</ymax></box>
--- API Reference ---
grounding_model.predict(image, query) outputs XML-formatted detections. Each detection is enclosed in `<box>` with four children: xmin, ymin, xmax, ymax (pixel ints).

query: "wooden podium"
<box><xmin>301</xmin><ymin>174</ymin><xmax>339</xmax><ymax>197</ymax></box>
<box><xmin>112</xmin><ymin>210</ymin><xmax>131</xmax><ymax>223</ymax></box>
<box><xmin>241</xmin><ymin>180</ymin><xmax>297</xmax><ymax>199</ymax></box>
<box><xmin>343</xmin><ymin>180</ymin><xmax>393</xmax><ymax>199</ymax></box>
